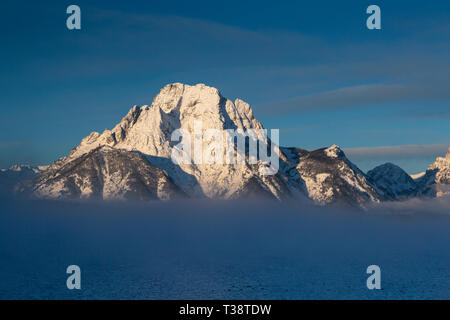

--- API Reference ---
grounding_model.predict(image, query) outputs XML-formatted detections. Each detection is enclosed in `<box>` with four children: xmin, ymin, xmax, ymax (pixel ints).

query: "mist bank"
<box><xmin>1</xmin><ymin>198</ymin><xmax>450</xmax><ymax>299</ymax></box>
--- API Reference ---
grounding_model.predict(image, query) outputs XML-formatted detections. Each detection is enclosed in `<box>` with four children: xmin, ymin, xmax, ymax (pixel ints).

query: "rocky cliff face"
<box><xmin>417</xmin><ymin>147</ymin><xmax>450</xmax><ymax>197</ymax></box>
<box><xmin>282</xmin><ymin>145</ymin><xmax>380</xmax><ymax>206</ymax></box>
<box><xmin>428</xmin><ymin>148</ymin><xmax>450</xmax><ymax>184</ymax></box>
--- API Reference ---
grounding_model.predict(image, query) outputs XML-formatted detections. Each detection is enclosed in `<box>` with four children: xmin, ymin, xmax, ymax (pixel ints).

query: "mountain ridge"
<box><xmin>2</xmin><ymin>83</ymin><xmax>449</xmax><ymax>207</ymax></box>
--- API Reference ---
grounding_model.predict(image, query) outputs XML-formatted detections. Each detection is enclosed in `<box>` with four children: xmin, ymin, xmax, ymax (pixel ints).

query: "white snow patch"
<box><xmin>324</xmin><ymin>145</ymin><xmax>341</xmax><ymax>158</ymax></box>
<box><xmin>303</xmin><ymin>173</ymin><xmax>333</xmax><ymax>204</ymax></box>
<box><xmin>410</xmin><ymin>172</ymin><xmax>425</xmax><ymax>180</ymax></box>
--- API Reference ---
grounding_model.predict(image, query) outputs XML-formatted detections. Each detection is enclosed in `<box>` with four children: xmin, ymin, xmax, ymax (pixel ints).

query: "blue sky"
<box><xmin>0</xmin><ymin>0</ymin><xmax>449</xmax><ymax>173</ymax></box>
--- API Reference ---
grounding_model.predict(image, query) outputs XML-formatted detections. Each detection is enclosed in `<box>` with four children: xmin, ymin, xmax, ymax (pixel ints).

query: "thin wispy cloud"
<box><xmin>409</xmin><ymin>111</ymin><xmax>450</xmax><ymax>120</ymax></box>
<box><xmin>256</xmin><ymin>83</ymin><xmax>450</xmax><ymax>115</ymax></box>
<box><xmin>0</xmin><ymin>141</ymin><xmax>25</xmax><ymax>148</ymax></box>
<box><xmin>343</xmin><ymin>144</ymin><xmax>450</xmax><ymax>160</ymax></box>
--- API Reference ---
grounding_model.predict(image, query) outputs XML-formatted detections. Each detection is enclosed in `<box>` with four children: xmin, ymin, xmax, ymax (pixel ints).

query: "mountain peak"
<box><xmin>50</xmin><ymin>83</ymin><xmax>283</xmax><ymax>199</ymax></box>
<box><xmin>425</xmin><ymin>147</ymin><xmax>450</xmax><ymax>189</ymax></box>
<box><xmin>324</xmin><ymin>145</ymin><xmax>343</xmax><ymax>158</ymax></box>
<box><xmin>367</xmin><ymin>162</ymin><xmax>418</xmax><ymax>200</ymax></box>
<box><xmin>374</xmin><ymin>162</ymin><xmax>400</xmax><ymax>170</ymax></box>
<box><xmin>69</xmin><ymin>82</ymin><xmax>264</xmax><ymax>159</ymax></box>
<box><xmin>153</xmin><ymin>83</ymin><xmax>223</xmax><ymax>114</ymax></box>
<box><xmin>429</xmin><ymin>148</ymin><xmax>450</xmax><ymax>169</ymax></box>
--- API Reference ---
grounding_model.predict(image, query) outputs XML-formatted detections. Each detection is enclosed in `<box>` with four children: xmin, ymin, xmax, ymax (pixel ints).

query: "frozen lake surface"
<box><xmin>0</xmin><ymin>199</ymin><xmax>449</xmax><ymax>299</ymax></box>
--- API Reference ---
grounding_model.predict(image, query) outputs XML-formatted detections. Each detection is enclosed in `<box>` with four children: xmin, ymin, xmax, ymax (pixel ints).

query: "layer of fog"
<box><xmin>0</xmin><ymin>197</ymin><xmax>449</xmax><ymax>299</ymax></box>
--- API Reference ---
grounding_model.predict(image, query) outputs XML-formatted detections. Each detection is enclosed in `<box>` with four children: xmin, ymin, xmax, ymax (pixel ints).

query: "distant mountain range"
<box><xmin>2</xmin><ymin>83</ymin><xmax>449</xmax><ymax>207</ymax></box>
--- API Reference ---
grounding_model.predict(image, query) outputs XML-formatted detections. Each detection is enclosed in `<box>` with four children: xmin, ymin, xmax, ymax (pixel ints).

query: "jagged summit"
<box><xmin>419</xmin><ymin>147</ymin><xmax>450</xmax><ymax>196</ymax></box>
<box><xmin>425</xmin><ymin>147</ymin><xmax>450</xmax><ymax>183</ymax></box>
<box><xmin>383</xmin><ymin>147</ymin><xmax>450</xmax><ymax>198</ymax></box>
<box><xmin>70</xmin><ymin>83</ymin><xmax>264</xmax><ymax>161</ymax></box>
<box><xmin>324</xmin><ymin>145</ymin><xmax>344</xmax><ymax>158</ymax></box>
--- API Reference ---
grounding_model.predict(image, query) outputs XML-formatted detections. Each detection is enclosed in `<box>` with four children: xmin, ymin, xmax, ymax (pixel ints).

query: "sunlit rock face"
<box><xmin>418</xmin><ymin>147</ymin><xmax>450</xmax><ymax>197</ymax></box>
<box><xmin>282</xmin><ymin>145</ymin><xmax>380</xmax><ymax>207</ymax></box>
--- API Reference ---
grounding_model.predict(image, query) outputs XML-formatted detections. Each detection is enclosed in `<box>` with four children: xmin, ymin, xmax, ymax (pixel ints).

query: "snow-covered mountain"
<box><xmin>3</xmin><ymin>83</ymin><xmax>448</xmax><ymax>207</ymax></box>
<box><xmin>367</xmin><ymin>163</ymin><xmax>419</xmax><ymax>200</ymax></box>
<box><xmin>364</xmin><ymin>149</ymin><xmax>450</xmax><ymax>200</ymax></box>
<box><xmin>416</xmin><ymin>147</ymin><xmax>450</xmax><ymax>197</ymax></box>
<box><xmin>0</xmin><ymin>165</ymin><xmax>45</xmax><ymax>196</ymax></box>
<box><xmin>282</xmin><ymin>145</ymin><xmax>380</xmax><ymax>206</ymax></box>
<box><xmin>21</xmin><ymin>83</ymin><xmax>294</xmax><ymax>201</ymax></box>
<box><xmin>24</xmin><ymin>146</ymin><xmax>185</xmax><ymax>200</ymax></box>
